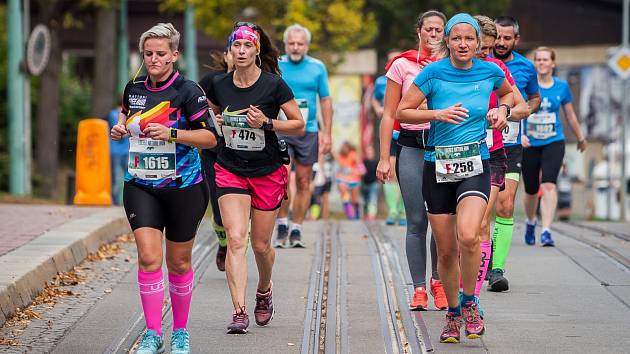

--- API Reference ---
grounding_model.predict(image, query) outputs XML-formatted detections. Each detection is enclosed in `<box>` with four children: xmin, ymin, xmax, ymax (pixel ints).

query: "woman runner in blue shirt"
<box><xmin>397</xmin><ymin>13</ymin><xmax>513</xmax><ymax>344</ymax></box>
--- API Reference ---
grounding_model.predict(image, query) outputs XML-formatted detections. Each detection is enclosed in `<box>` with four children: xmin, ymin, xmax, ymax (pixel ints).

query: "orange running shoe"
<box><xmin>409</xmin><ymin>287</ymin><xmax>428</xmax><ymax>311</ymax></box>
<box><xmin>430</xmin><ymin>278</ymin><xmax>448</xmax><ymax>310</ymax></box>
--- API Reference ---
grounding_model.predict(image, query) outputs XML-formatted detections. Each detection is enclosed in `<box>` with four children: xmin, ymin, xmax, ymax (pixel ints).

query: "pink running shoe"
<box><xmin>462</xmin><ymin>301</ymin><xmax>485</xmax><ymax>339</ymax></box>
<box><xmin>254</xmin><ymin>286</ymin><xmax>274</xmax><ymax>326</ymax></box>
<box><xmin>440</xmin><ymin>312</ymin><xmax>462</xmax><ymax>343</ymax></box>
<box><xmin>227</xmin><ymin>306</ymin><xmax>249</xmax><ymax>334</ymax></box>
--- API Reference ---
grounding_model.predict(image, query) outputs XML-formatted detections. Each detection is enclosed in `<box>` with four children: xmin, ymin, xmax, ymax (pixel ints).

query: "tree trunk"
<box><xmin>35</xmin><ymin>1</ymin><xmax>62</xmax><ymax>198</ymax></box>
<box><xmin>91</xmin><ymin>7</ymin><xmax>117</xmax><ymax>118</ymax></box>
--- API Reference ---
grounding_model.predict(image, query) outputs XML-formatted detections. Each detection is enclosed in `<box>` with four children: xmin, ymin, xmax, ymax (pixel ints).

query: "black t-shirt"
<box><xmin>207</xmin><ymin>71</ymin><xmax>294</xmax><ymax>177</ymax></box>
<box><xmin>121</xmin><ymin>71</ymin><xmax>214</xmax><ymax>188</ymax></box>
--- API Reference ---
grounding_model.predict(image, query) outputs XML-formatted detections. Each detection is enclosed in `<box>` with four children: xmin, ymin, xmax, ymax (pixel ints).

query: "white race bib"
<box><xmin>486</xmin><ymin>129</ymin><xmax>494</xmax><ymax>149</ymax></box>
<box><xmin>502</xmin><ymin>121</ymin><xmax>520</xmax><ymax>144</ymax></box>
<box><xmin>221</xmin><ymin>114</ymin><xmax>266</xmax><ymax>151</ymax></box>
<box><xmin>435</xmin><ymin>142</ymin><xmax>484</xmax><ymax>183</ymax></box>
<box><xmin>128</xmin><ymin>137</ymin><xmax>177</xmax><ymax>180</ymax></box>
<box><xmin>277</xmin><ymin>98</ymin><xmax>309</xmax><ymax>121</ymax></box>
<box><xmin>527</xmin><ymin>112</ymin><xmax>557</xmax><ymax>140</ymax></box>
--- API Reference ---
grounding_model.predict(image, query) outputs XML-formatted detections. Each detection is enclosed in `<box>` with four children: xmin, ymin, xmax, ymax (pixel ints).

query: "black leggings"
<box><xmin>522</xmin><ymin>141</ymin><xmax>565</xmax><ymax>195</ymax></box>
<box><xmin>201</xmin><ymin>149</ymin><xmax>223</xmax><ymax>226</ymax></box>
<box><xmin>123</xmin><ymin>181</ymin><xmax>209</xmax><ymax>242</ymax></box>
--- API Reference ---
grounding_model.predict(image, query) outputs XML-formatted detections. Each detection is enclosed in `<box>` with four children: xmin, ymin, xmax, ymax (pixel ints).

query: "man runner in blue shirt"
<box><xmin>275</xmin><ymin>24</ymin><xmax>333</xmax><ymax>248</ymax></box>
<box><xmin>488</xmin><ymin>16</ymin><xmax>541</xmax><ymax>292</ymax></box>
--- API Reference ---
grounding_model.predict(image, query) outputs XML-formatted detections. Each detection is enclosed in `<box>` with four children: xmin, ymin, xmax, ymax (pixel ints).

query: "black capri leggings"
<box><xmin>521</xmin><ymin>140</ymin><xmax>565</xmax><ymax>195</ymax></box>
<box><xmin>123</xmin><ymin>181</ymin><xmax>209</xmax><ymax>242</ymax></box>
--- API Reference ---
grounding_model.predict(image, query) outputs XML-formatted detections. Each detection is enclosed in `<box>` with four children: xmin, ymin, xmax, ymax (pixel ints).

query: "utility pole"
<box><xmin>7</xmin><ymin>0</ymin><xmax>27</xmax><ymax>195</ymax></box>
<box><xmin>184</xmin><ymin>4</ymin><xmax>198</xmax><ymax>81</ymax></box>
<box><xmin>117</xmin><ymin>0</ymin><xmax>128</xmax><ymax>95</ymax></box>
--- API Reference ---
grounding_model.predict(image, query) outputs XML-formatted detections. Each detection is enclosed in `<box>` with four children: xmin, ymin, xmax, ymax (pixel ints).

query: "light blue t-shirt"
<box><xmin>524</xmin><ymin>77</ymin><xmax>572</xmax><ymax>147</ymax></box>
<box><xmin>279</xmin><ymin>55</ymin><xmax>330</xmax><ymax>133</ymax></box>
<box><xmin>373</xmin><ymin>75</ymin><xmax>387</xmax><ymax>104</ymax></box>
<box><xmin>501</xmin><ymin>51</ymin><xmax>539</xmax><ymax>146</ymax></box>
<box><xmin>107</xmin><ymin>107</ymin><xmax>129</xmax><ymax>156</ymax></box>
<box><xmin>412</xmin><ymin>58</ymin><xmax>505</xmax><ymax>162</ymax></box>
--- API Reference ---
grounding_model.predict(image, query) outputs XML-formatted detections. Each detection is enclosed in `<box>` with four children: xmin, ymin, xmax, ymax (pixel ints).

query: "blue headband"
<box><xmin>445</xmin><ymin>13</ymin><xmax>480</xmax><ymax>37</ymax></box>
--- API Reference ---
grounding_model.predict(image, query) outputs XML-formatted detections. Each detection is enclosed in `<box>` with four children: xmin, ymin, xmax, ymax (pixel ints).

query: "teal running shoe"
<box><xmin>171</xmin><ymin>329</ymin><xmax>190</xmax><ymax>354</ymax></box>
<box><xmin>135</xmin><ymin>330</ymin><xmax>165</xmax><ymax>354</ymax></box>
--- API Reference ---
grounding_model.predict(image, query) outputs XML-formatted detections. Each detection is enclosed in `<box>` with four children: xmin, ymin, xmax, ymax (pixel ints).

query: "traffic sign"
<box><xmin>609</xmin><ymin>47</ymin><xmax>630</xmax><ymax>80</ymax></box>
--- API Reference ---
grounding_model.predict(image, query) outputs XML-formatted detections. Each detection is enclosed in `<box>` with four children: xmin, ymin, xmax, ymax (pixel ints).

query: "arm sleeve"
<box><xmin>525</xmin><ymin>66</ymin><xmax>540</xmax><ymax>96</ymax></box>
<box><xmin>275</xmin><ymin>77</ymin><xmax>295</xmax><ymax>106</ymax></box>
<box><xmin>121</xmin><ymin>81</ymin><xmax>132</xmax><ymax>115</ymax></box>
<box><xmin>561</xmin><ymin>81</ymin><xmax>573</xmax><ymax>104</ymax></box>
<box><xmin>385</xmin><ymin>60</ymin><xmax>404</xmax><ymax>86</ymax></box>
<box><xmin>317</xmin><ymin>63</ymin><xmax>331</xmax><ymax>98</ymax></box>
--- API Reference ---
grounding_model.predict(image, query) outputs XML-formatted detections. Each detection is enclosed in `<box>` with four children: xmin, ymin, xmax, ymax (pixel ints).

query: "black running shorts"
<box><xmin>489</xmin><ymin>148</ymin><xmax>508</xmax><ymax>191</ymax></box>
<box><xmin>504</xmin><ymin>145</ymin><xmax>523</xmax><ymax>175</ymax></box>
<box><xmin>423</xmin><ymin>160</ymin><xmax>491</xmax><ymax>215</ymax></box>
<box><xmin>123</xmin><ymin>181</ymin><xmax>209</xmax><ymax>242</ymax></box>
<box><xmin>522</xmin><ymin>140</ymin><xmax>565</xmax><ymax>195</ymax></box>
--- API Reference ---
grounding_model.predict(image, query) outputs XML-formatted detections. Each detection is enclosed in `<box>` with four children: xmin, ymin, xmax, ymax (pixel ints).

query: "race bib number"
<box><xmin>527</xmin><ymin>112</ymin><xmax>557</xmax><ymax>140</ymax></box>
<box><xmin>486</xmin><ymin>129</ymin><xmax>494</xmax><ymax>149</ymax></box>
<box><xmin>221</xmin><ymin>114</ymin><xmax>266</xmax><ymax>151</ymax></box>
<box><xmin>435</xmin><ymin>142</ymin><xmax>484</xmax><ymax>183</ymax></box>
<box><xmin>128</xmin><ymin>137</ymin><xmax>177</xmax><ymax>180</ymax></box>
<box><xmin>502</xmin><ymin>121</ymin><xmax>520</xmax><ymax>144</ymax></box>
<box><xmin>277</xmin><ymin>98</ymin><xmax>309</xmax><ymax>121</ymax></box>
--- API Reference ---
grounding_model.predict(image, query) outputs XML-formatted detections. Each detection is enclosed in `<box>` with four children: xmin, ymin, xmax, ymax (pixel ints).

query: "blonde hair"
<box><xmin>474</xmin><ymin>15</ymin><xmax>497</xmax><ymax>39</ymax></box>
<box><xmin>138</xmin><ymin>23</ymin><xmax>180</xmax><ymax>53</ymax></box>
<box><xmin>534</xmin><ymin>46</ymin><xmax>556</xmax><ymax>62</ymax></box>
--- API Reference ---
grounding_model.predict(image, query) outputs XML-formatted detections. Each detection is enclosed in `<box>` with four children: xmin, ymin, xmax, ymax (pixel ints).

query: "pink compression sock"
<box><xmin>169</xmin><ymin>269</ymin><xmax>194</xmax><ymax>330</ymax></box>
<box><xmin>138</xmin><ymin>269</ymin><xmax>165</xmax><ymax>336</ymax></box>
<box><xmin>475</xmin><ymin>241</ymin><xmax>492</xmax><ymax>297</ymax></box>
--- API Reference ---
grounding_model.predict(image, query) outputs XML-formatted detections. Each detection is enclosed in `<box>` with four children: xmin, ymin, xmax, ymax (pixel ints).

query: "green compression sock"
<box><xmin>383</xmin><ymin>182</ymin><xmax>400</xmax><ymax>218</ymax></box>
<box><xmin>214</xmin><ymin>223</ymin><xmax>227</xmax><ymax>247</ymax></box>
<box><xmin>492</xmin><ymin>216</ymin><xmax>513</xmax><ymax>270</ymax></box>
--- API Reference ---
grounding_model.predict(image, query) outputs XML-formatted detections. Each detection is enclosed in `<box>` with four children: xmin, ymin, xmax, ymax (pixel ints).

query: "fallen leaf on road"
<box><xmin>104</xmin><ymin>288</ymin><xmax>112</xmax><ymax>294</ymax></box>
<box><xmin>287</xmin><ymin>343</ymin><xmax>295</xmax><ymax>346</ymax></box>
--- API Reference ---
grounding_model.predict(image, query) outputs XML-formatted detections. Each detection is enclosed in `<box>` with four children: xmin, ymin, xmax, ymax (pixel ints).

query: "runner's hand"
<box><xmin>521</xmin><ymin>134</ymin><xmax>530</xmax><ymax>148</ymax></box>
<box><xmin>435</xmin><ymin>103</ymin><xmax>468</xmax><ymax>124</ymax></box>
<box><xmin>215</xmin><ymin>114</ymin><xmax>223</xmax><ymax>130</ymax></box>
<box><xmin>247</xmin><ymin>105</ymin><xmax>266</xmax><ymax>128</ymax></box>
<box><xmin>143</xmin><ymin>123</ymin><xmax>169</xmax><ymax>141</ymax></box>
<box><xmin>376</xmin><ymin>158</ymin><xmax>392</xmax><ymax>183</ymax></box>
<box><xmin>111</xmin><ymin>124</ymin><xmax>128</xmax><ymax>140</ymax></box>
<box><xmin>577</xmin><ymin>139</ymin><xmax>588</xmax><ymax>152</ymax></box>
<box><xmin>487</xmin><ymin>108</ymin><xmax>508</xmax><ymax>131</ymax></box>
<box><xmin>319</xmin><ymin>134</ymin><xmax>332</xmax><ymax>154</ymax></box>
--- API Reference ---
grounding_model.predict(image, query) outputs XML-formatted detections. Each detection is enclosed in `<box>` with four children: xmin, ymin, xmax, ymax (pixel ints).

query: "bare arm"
<box><xmin>172</xmin><ymin>128</ymin><xmax>217</xmax><ymax>149</ymax></box>
<box><xmin>275</xmin><ymin>99</ymin><xmax>306</xmax><ymax>135</ymax></box>
<box><xmin>397</xmin><ymin>85</ymin><xmax>468</xmax><ymax>125</ymax></box>
<box><xmin>375</xmin><ymin>79</ymin><xmax>402</xmax><ymax>182</ymax></box>
<box><xmin>527</xmin><ymin>92</ymin><xmax>541</xmax><ymax>114</ymax></box>
<box><xmin>562</xmin><ymin>102</ymin><xmax>587</xmax><ymax>152</ymax></box>
<box><xmin>509</xmin><ymin>84</ymin><xmax>530</xmax><ymax>120</ymax></box>
<box><xmin>372</xmin><ymin>97</ymin><xmax>384</xmax><ymax>118</ymax></box>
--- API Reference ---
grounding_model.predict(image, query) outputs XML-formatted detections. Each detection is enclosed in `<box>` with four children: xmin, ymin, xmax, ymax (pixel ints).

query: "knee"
<box><xmin>541</xmin><ymin>183</ymin><xmax>556</xmax><ymax>194</ymax></box>
<box><xmin>226</xmin><ymin>228</ymin><xmax>248</xmax><ymax>252</ymax></box>
<box><xmin>497</xmin><ymin>198</ymin><xmax>514</xmax><ymax>217</ymax></box>
<box><xmin>252</xmin><ymin>239</ymin><xmax>272</xmax><ymax>256</ymax></box>
<box><xmin>166</xmin><ymin>256</ymin><xmax>192</xmax><ymax>275</ymax></box>
<box><xmin>138</xmin><ymin>252</ymin><xmax>162</xmax><ymax>272</ymax></box>
<box><xmin>437</xmin><ymin>245</ymin><xmax>459</xmax><ymax>265</ymax></box>
<box><xmin>296</xmin><ymin>175</ymin><xmax>311</xmax><ymax>191</ymax></box>
<box><xmin>458</xmin><ymin>231</ymin><xmax>480</xmax><ymax>251</ymax></box>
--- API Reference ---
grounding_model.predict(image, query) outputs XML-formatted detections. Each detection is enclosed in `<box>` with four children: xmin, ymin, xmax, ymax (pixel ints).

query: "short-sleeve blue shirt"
<box><xmin>279</xmin><ymin>55</ymin><xmax>330</xmax><ymax>133</ymax></box>
<box><xmin>524</xmin><ymin>77</ymin><xmax>572</xmax><ymax>147</ymax></box>
<box><xmin>412</xmin><ymin>58</ymin><xmax>505</xmax><ymax>162</ymax></box>
<box><xmin>373</xmin><ymin>75</ymin><xmax>387</xmax><ymax>105</ymax></box>
<box><xmin>502</xmin><ymin>51</ymin><xmax>539</xmax><ymax>146</ymax></box>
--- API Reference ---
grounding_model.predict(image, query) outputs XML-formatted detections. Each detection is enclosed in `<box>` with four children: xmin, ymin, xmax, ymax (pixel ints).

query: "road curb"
<box><xmin>0</xmin><ymin>207</ymin><xmax>130</xmax><ymax>326</ymax></box>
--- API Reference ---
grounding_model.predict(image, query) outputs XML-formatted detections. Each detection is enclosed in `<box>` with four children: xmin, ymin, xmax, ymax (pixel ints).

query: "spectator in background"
<box><xmin>107</xmin><ymin>104</ymin><xmax>128</xmax><ymax>205</ymax></box>
<box><xmin>361</xmin><ymin>145</ymin><xmax>380</xmax><ymax>220</ymax></box>
<box><xmin>336</xmin><ymin>142</ymin><xmax>366</xmax><ymax>219</ymax></box>
<box><xmin>309</xmin><ymin>152</ymin><xmax>334</xmax><ymax>220</ymax></box>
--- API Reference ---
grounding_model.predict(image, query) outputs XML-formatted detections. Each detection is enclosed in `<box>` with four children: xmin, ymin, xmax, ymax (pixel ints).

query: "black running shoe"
<box><xmin>289</xmin><ymin>229</ymin><xmax>305</xmax><ymax>248</ymax></box>
<box><xmin>273</xmin><ymin>224</ymin><xmax>288</xmax><ymax>248</ymax></box>
<box><xmin>487</xmin><ymin>269</ymin><xmax>509</xmax><ymax>292</ymax></box>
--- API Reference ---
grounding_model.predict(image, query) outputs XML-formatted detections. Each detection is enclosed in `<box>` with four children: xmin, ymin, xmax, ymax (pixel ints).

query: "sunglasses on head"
<box><xmin>234</xmin><ymin>21</ymin><xmax>258</xmax><ymax>30</ymax></box>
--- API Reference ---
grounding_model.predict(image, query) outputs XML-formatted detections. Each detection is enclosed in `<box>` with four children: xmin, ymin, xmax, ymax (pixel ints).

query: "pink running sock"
<box><xmin>169</xmin><ymin>269</ymin><xmax>194</xmax><ymax>330</ymax></box>
<box><xmin>138</xmin><ymin>269</ymin><xmax>165</xmax><ymax>336</ymax></box>
<box><xmin>475</xmin><ymin>241</ymin><xmax>492</xmax><ymax>297</ymax></box>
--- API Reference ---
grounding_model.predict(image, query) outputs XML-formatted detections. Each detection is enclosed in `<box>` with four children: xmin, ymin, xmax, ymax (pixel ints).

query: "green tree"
<box><xmin>366</xmin><ymin>0</ymin><xmax>510</xmax><ymax>68</ymax></box>
<box><xmin>160</xmin><ymin>0</ymin><xmax>377</xmax><ymax>68</ymax></box>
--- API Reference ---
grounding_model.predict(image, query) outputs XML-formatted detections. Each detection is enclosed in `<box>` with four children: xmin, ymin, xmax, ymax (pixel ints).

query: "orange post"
<box><xmin>73</xmin><ymin>118</ymin><xmax>112</xmax><ymax>205</ymax></box>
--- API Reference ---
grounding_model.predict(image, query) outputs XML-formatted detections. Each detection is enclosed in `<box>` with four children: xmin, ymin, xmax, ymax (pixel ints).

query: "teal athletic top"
<box><xmin>279</xmin><ymin>55</ymin><xmax>330</xmax><ymax>133</ymax></box>
<box><xmin>412</xmin><ymin>58</ymin><xmax>506</xmax><ymax>162</ymax></box>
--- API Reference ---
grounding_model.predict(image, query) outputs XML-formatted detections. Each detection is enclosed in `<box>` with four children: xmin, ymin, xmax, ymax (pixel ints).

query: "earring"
<box><xmin>256</xmin><ymin>54</ymin><xmax>262</xmax><ymax>67</ymax></box>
